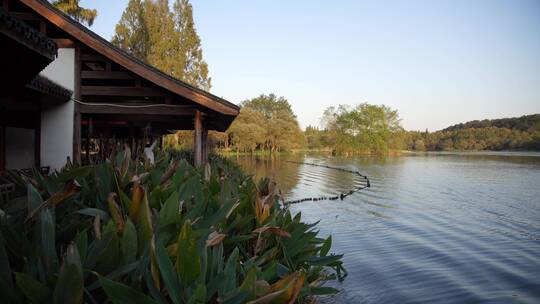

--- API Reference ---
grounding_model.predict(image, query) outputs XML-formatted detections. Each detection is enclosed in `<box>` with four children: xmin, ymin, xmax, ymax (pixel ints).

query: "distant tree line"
<box><xmin>404</xmin><ymin>115</ymin><xmax>540</xmax><ymax>151</ymax></box>
<box><xmin>166</xmin><ymin>97</ymin><xmax>540</xmax><ymax>155</ymax></box>
<box><xmin>306</xmin><ymin>113</ymin><xmax>540</xmax><ymax>153</ymax></box>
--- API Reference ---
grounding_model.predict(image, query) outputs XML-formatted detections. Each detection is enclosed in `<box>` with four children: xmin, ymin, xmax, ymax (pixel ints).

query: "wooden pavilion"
<box><xmin>0</xmin><ymin>0</ymin><xmax>239</xmax><ymax>172</ymax></box>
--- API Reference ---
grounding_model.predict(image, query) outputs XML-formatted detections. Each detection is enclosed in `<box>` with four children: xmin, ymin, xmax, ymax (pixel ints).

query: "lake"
<box><xmin>229</xmin><ymin>152</ymin><xmax>540</xmax><ymax>304</ymax></box>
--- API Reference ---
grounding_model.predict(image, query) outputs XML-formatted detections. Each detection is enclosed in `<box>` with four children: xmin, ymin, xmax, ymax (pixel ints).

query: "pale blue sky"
<box><xmin>80</xmin><ymin>0</ymin><xmax>540</xmax><ymax>131</ymax></box>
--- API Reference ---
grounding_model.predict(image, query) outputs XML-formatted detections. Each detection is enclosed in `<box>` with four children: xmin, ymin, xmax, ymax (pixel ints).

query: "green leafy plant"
<box><xmin>0</xmin><ymin>150</ymin><xmax>345</xmax><ymax>303</ymax></box>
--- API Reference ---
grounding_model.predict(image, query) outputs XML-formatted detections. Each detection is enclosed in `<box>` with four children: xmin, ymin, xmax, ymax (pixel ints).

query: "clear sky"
<box><xmin>80</xmin><ymin>0</ymin><xmax>540</xmax><ymax>131</ymax></box>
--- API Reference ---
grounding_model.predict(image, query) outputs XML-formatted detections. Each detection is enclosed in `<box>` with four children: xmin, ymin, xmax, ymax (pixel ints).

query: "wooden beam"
<box><xmin>34</xmin><ymin>112</ymin><xmax>41</xmax><ymax>168</ymax></box>
<box><xmin>39</xmin><ymin>21</ymin><xmax>46</xmax><ymax>34</ymax></box>
<box><xmin>202</xmin><ymin>125</ymin><xmax>208</xmax><ymax>165</ymax></box>
<box><xmin>85</xmin><ymin>123</ymin><xmax>90</xmax><ymax>164</ymax></box>
<box><xmin>0</xmin><ymin>20</ymin><xmax>56</xmax><ymax>60</ymax></box>
<box><xmin>81</xmin><ymin>71</ymin><xmax>135</xmax><ymax>80</ymax></box>
<box><xmin>73</xmin><ymin>45</ymin><xmax>82</xmax><ymax>164</ymax></box>
<box><xmin>78</xmin><ymin>103</ymin><xmax>194</xmax><ymax>116</ymax></box>
<box><xmin>194</xmin><ymin>110</ymin><xmax>203</xmax><ymax>166</ymax></box>
<box><xmin>7</xmin><ymin>12</ymin><xmax>43</xmax><ymax>21</ymax></box>
<box><xmin>81</xmin><ymin>86</ymin><xmax>163</xmax><ymax>97</ymax></box>
<box><xmin>0</xmin><ymin>125</ymin><xmax>5</xmax><ymax>172</ymax></box>
<box><xmin>81</xmin><ymin>53</ymin><xmax>106</xmax><ymax>61</ymax></box>
<box><xmin>54</xmin><ymin>39</ymin><xmax>75</xmax><ymax>48</ymax></box>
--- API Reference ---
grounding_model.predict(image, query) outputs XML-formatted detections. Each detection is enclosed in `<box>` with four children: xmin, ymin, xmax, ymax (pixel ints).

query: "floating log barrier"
<box><xmin>283</xmin><ymin>161</ymin><xmax>370</xmax><ymax>205</ymax></box>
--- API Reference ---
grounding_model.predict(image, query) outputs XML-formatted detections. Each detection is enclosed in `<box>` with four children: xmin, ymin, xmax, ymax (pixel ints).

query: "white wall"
<box><xmin>5</xmin><ymin>128</ymin><xmax>35</xmax><ymax>170</ymax></box>
<box><xmin>40</xmin><ymin>48</ymin><xmax>75</xmax><ymax>170</ymax></box>
<box><xmin>40</xmin><ymin>48</ymin><xmax>75</xmax><ymax>90</ymax></box>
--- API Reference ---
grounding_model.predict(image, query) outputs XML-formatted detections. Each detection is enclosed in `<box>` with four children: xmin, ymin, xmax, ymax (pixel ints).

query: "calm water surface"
<box><xmin>230</xmin><ymin>152</ymin><xmax>540</xmax><ymax>304</ymax></box>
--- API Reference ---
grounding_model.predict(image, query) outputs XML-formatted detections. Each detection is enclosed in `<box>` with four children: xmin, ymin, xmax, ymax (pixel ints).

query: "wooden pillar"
<box><xmin>194</xmin><ymin>110</ymin><xmax>203</xmax><ymax>166</ymax></box>
<box><xmin>34</xmin><ymin>112</ymin><xmax>41</xmax><ymax>168</ymax></box>
<box><xmin>202</xmin><ymin>127</ymin><xmax>208</xmax><ymax>164</ymax></box>
<box><xmin>129</xmin><ymin>122</ymin><xmax>135</xmax><ymax>153</ymax></box>
<box><xmin>85</xmin><ymin>118</ymin><xmax>90</xmax><ymax>164</ymax></box>
<box><xmin>73</xmin><ymin>45</ymin><xmax>82</xmax><ymax>164</ymax></box>
<box><xmin>0</xmin><ymin>125</ymin><xmax>5</xmax><ymax>172</ymax></box>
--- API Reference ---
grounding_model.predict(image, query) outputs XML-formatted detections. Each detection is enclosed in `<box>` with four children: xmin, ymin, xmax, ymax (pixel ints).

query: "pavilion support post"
<box><xmin>73</xmin><ymin>111</ymin><xmax>81</xmax><ymax>164</ymax></box>
<box><xmin>202</xmin><ymin>127</ymin><xmax>208</xmax><ymax>165</ymax></box>
<box><xmin>194</xmin><ymin>110</ymin><xmax>206</xmax><ymax>167</ymax></box>
<box><xmin>85</xmin><ymin>121</ymin><xmax>90</xmax><ymax>164</ymax></box>
<box><xmin>73</xmin><ymin>45</ymin><xmax>82</xmax><ymax>164</ymax></box>
<box><xmin>34</xmin><ymin>112</ymin><xmax>41</xmax><ymax>168</ymax></box>
<box><xmin>129</xmin><ymin>123</ymin><xmax>135</xmax><ymax>153</ymax></box>
<box><xmin>0</xmin><ymin>125</ymin><xmax>5</xmax><ymax>172</ymax></box>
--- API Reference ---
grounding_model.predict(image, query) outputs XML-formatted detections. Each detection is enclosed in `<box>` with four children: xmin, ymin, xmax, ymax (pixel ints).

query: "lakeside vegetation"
<box><xmin>165</xmin><ymin>94</ymin><xmax>540</xmax><ymax>155</ymax></box>
<box><xmin>0</xmin><ymin>151</ymin><xmax>345</xmax><ymax>303</ymax></box>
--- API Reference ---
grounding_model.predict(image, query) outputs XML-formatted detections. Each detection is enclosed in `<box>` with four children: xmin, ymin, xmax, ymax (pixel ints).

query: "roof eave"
<box><xmin>21</xmin><ymin>0</ymin><xmax>239</xmax><ymax>117</ymax></box>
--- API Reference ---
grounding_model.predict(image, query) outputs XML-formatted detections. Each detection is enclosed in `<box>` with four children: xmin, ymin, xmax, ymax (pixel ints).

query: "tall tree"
<box><xmin>144</xmin><ymin>0</ymin><xmax>178</xmax><ymax>76</ymax></box>
<box><xmin>52</xmin><ymin>0</ymin><xmax>97</xmax><ymax>26</ymax></box>
<box><xmin>111</xmin><ymin>0</ymin><xmax>149</xmax><ymax>61</ymax></box>
<box><xmin>112</xmin><ymin>0</ymin><xmax>211</xmax><ymax>90</ymax></box>
<box><xmin>173</xmin><ymin>0</ymin><xmax>211</xmax><ymax>91</ymax></box>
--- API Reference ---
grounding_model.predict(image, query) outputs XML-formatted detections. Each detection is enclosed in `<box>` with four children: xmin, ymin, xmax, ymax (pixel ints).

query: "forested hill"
<box><xmin>442</xmin><ymin>114</ymin><xmax>540</xmax><ymax>132</ymax></box>
<box><xmin>405</xmin><ymin>114</ymin><xmax>540</xmax><ymax>152</ymax></box>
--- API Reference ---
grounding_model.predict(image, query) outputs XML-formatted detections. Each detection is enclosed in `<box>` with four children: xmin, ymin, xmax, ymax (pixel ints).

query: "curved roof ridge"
<box><xmin>22</xmin><ymin>0</ymin><xmax>239</xmax><ymax>115</ymax></box>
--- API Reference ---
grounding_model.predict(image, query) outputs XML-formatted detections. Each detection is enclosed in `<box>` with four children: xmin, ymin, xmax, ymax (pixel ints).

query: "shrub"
<box><xmin>0</xmin><ymin>150</ymin><xmax>345</xmax><ymax>303</ymax></box>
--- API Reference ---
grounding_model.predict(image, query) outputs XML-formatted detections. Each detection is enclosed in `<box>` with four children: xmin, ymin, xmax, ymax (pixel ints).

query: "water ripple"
<box><xmin>232</xmin><ymin>153</ymin><xmax>540</xmax><ymax>303</ymax></box>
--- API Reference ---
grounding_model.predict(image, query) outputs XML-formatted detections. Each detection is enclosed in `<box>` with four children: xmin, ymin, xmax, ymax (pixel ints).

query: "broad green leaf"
<box><xmin>137</xmin><ymin>193</ymin><xmax>154</xmax><ymax>253</ymax></box>
<box><xmin>120</xmin><ymin>219</ymin><xmax>138</xmax><ymax>265</ymax></box>
<box><xmin>187</xmin><ymin>283</ymin><xmax>206</xmax><ymax>304</ymax></box>
<box><xmin>86</xmin><ymin>261</ymin><xmax>140</xmax><ymax>292</ymax></box>
<box><xmin>197</xmin><ymin>200</ymin><xmax>238</xmax><ymax>228</ymax></box>
<box><xmin>77</xmin><ymin>208</ymin><xmax>111</xmax><ymax>221</ymax></box>
<box><xmin>27</xmin><ymin>184</ymin><xmax>42</xmax><ymax>212</ymax></box>
<box><xmin>239</xmin><ymin>267</ymin><xmax>258</xmax><ymax>301</ymax></box>
<box><xmin>155</xmin><ymin>242</ymin><xmax>182</xmax><ymax>304</ymax></box>
<box><xmin>86</xmin><ymin>231</ymin><xmax>120</xmax><ymax>274</ymax></box>
<box><xmin>15</xmin><ymin>272</ymin><xmax>50</xmax><ymax>303</ymax></box>
<box><xmin>97</xmin><ymin>273</ymin><xmax>158</xmax><ymax>304</ymax></box>
<box><xmin>53</xmin><ymin>264</ymin><xmax>83</xmax><ymax>304</ymax></box>
<box><xmin>220</xmin><ymin>247</ymin><xmax>239</xmax><ymax>296</ymax></box>
<box><xmin>74</xmin><ymin>230</ymin><xmax>88</xmax><ymax>265</ymax></box>
<box><xmin>303</xmin><ymin>254</ymin><xmax>344</xmax><ymax>266</ymax></box>
<box><xmin>107</xmin><ymin>193</ymin><xmax>125</xmax><ymax>234</ymax></box>
<box><xmin>176</xmin><ymin>221</ymin><xmax>200</xmax><ymax>286</ymax></box>
<box><xmin>40</xmin><ymin>208</ymin><xmax>58</xmax><ymax>276</ymax></box>
<box><xmin>320</xmin><ymin>235</ymin><xmax>332</xmax><ymax>257</ymax></box>
<box><xmin>57</xmin><ymin>166</ymin><xmax>93</xmax><ymax>183</ymax></box>
<box><xmin>0</xmin><ymin>233</ymin><xmax>16</xmax><ymax>302</ymax></box>
<box><xmin>158</xmin><ymin>192</ymin><xmax>180</xmax><ymax>227</ymax></box>
<box><xmin>118</xmin><ymin>189</ymin><xmax>132</xmax><ymax>211</ymax></box>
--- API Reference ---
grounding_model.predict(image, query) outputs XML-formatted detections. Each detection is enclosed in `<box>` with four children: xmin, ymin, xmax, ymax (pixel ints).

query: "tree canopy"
<box><xmin>51</xmin><ymin>0</ymin><xmax>97</xmax><ymax>26</ymax></box>
<box><xmin>316</xmin><ymin>103</ymin><xmax>403</xmax><ymax>155</ymax></box>
<box><xmin>112</xmin><ymin>0</ymin><xmax>211</xmax><ymax>90</ymax></box>
<box><xmin>306</xmin><ymin>111</ymin><xmax>540</xmax><ymax>153</ymax></box>
<box><xmin>405</xmin><ymin>116</ymin><xmax>540</xmax><ymax>151</ymax></box>
<box><xmin>226</xmin><ymin>94</ymin><xmax>304</xmax><ymax>153</ymax></box>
